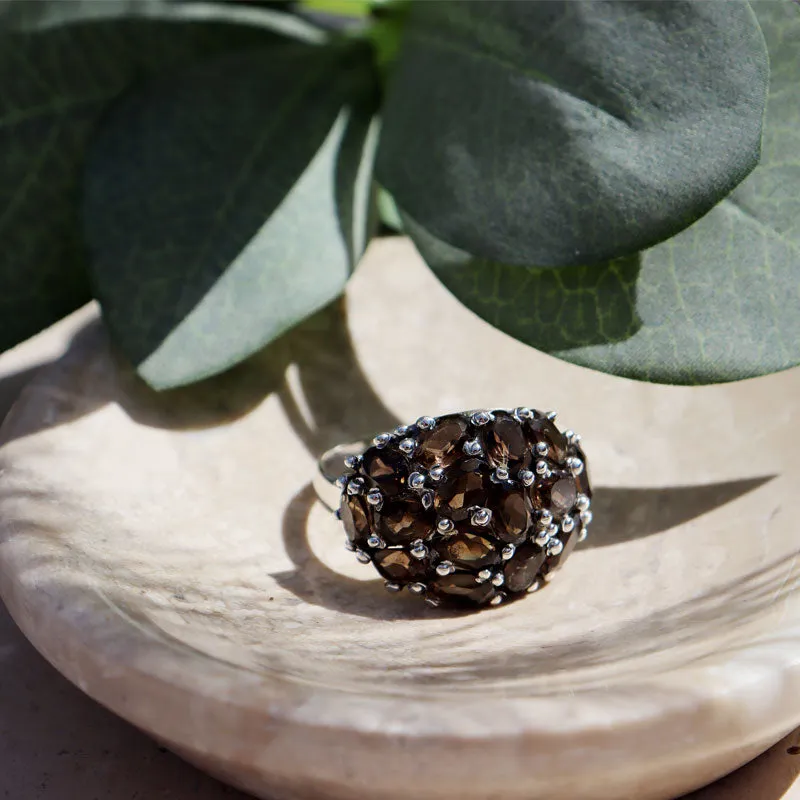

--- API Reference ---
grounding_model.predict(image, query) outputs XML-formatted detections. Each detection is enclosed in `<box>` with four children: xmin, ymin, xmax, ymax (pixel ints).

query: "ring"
<box><xmin>315</xmin><ymin>408</ymin><xmax>592</xmax><ymax>609</ymax></box>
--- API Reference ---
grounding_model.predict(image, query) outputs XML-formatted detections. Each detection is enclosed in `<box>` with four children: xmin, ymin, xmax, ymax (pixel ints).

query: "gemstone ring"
<box><xmin>315</xmin><ymin>408</ymin><xmax>592</xmax><ymax>609</ymax></box>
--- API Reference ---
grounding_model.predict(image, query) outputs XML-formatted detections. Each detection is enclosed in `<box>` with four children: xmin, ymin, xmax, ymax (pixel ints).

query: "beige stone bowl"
<box><xmin>1</xmin><ymin>239</ymin><xmax>799</xmax><ymax>800</ymax></box>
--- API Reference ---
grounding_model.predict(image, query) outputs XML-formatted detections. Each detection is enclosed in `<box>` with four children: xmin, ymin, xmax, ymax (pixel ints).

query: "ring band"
<box><xmin>317</xmin><ymin>408</ymin><xmax>592</xmax><ymax>609</ymax></box>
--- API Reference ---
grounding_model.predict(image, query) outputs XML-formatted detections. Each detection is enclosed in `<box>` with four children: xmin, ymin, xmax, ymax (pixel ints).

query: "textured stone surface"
<box><xmin>0</xmin><ymin>240</ymin><xmax>799</xmax><ymax>800</ymax></box>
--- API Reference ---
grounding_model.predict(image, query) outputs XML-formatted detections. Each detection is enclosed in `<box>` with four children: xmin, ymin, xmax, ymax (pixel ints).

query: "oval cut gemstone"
<box><xmin>340</xmin><ymin>494</ymin><xmax>370</xmax><ymax>547</ymax></box>
<box><xmin>377</xmin><ymin>494</ymin><xmax>435</xmax><ymax>545</ymax></box>
<box><xmin>526</xmin><ymin>416</ymin><xmax>568</xmax><ymax>462</ymax></box>
<box><xmin>374</xmin><ymin>548</ymin><xmax>428</xmax><ymax>583</ymax></box>
<box><xmin>361</xmin><ymin>446</ymin><xmax>408</xmax><ymax>497</ymax></box>
<box><xmin>483</xmin><ymin>414</ymin><xmax>531</xmax><ymax>470</ymax></box>
<box><xmin>530</xmin><ymin>471</ymin><xmax>577</xmax><ymax>515</ymax></box>
<box><xmin>492</xmin><ymin>488</ymin><xmax>532</xmax><ymax>543</ymax></box>
<box><xmin>434</xmin><ymin>462</ymin><xmax>491</xmax><ymax>520</ymax></box>
<box><xmin>417</xmin><ymin>415</ymin><xmax>468</xmax><ymax>469</ymax></box>
<box><xmin>434</xmin><ymin>531</ymin><xmax>499</xmax><ymax>570</ymax></box>
<box><xmin>504</xmin><ymin>542</ymin><xmax>546</xmax><ymax>593</ymax></box>
<box><xmin>429</xmin><ymin>572</ymin><xmax>496</xmax><ymax>606</ymax></box>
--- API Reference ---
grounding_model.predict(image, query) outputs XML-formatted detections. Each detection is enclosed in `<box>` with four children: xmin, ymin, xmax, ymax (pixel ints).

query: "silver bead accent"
<box><xmin>344</xmin><ymin>539</ymin><xmax>355</xmax><ymax>551</ymax></box>
<box><xmin>425</xmin><ymin>596</ymin><xmax>441</xmax><ymax>607</ymax></box>
<box><xmin>580</xmin><ymin>509</ymin><xmax>593</xmax><ymax>527</ymax></box>
<box><xmin>501</xmin><ymin>544</ymin><xmax>516</xmax><ymax>560</ymax></box>
<box><xmin>538</xmin><ymin>509</ymin><xmax>554</xmax><ymax>526</ymax></box>
<box><xmin>334</xmin><ymin>508</ymin><xmax>342</xmax><ymax>521</ymax></box>
<box><xmin>471</xmin><ymin>410</ymin><xmax>493</xmax><ymax>426</ymax></box>
<box><xmin>373</xmin><ymin>433</ymin><xmax>392</xmax><ymax>448</ymax></box>
<box><xmin>416</xmin><ymin>416</ymin><xmax>436</xmax><ymax>430</ymax></box>
<box><xmin>514</xmin><ymin>406</ymin><xmax>533</xmax><ymax>420</ymax></box>
<box><xmin>493</xmin><ymin>466</ymin><xmax>509</xmax><ymax>482</ymax></box>
<box><xmin>561</xmin><ymin>515</ymin><xmax>575</xmax><ymax>533</ymax></box>
<box><xmin>578</xmin><ymin>528</ymin><xmax>589</xmax><ymax>543</ymax></box>
<box><xmin>421</xmin><ymin>490</ymin><xmax>434</xmax><ymax>510</ymax></box>
<box><xmin>436</xmin><ymin>560</ymin><xmax>455</xmax><ymax>577</ymax></box>
<box><xmin>399</xmin><ymin>437</ymin><xmax>417</xmax><ymax>455</ymax></box>
<box><xmin>471</xmin><ymin>507</ymin><xmax>492</xmax><ymax>527</ymax></box>
<box><xmin>545</xmin><ymin>410</ymin><xmax>558</xmax><ymax>420</ymax></box>
<box><xmin>546</xmin><ymin>522</ymin><xmax>559</xmax><ymax>538</ymax></box>
<box><xmin>410</xmin><ymin>540</ymin><xmax>428</xmax><ymax>559</ymax></box>
<box><xmin>463</xmin><ymin>438</ymin><xmax>482</xmax><ymax>456</ymax></box>
<box><xmin>335</xmin><ymin>475</ymin><xmax>348</xmax><ymax>490</ymax></box>
<box><xmin>408</xmin><ymin>582</ymin><xmax>426</xmax><ymax>595</ymax></box>
<box><xmin>366</xmin><ymin>488</ymin><xmax>383</xmax><ymax>507</ymax></box>
<box><xmin>575</xmin><ymin>494</ymin><xmax>591</xmax><ymax>512</ymax></box>
<box><xmin>394</xmin><ymin>424</ymin><xmax>410</xmax><ymax>437</ymax></box>
<box><xmin>344</xmin><ymin>454</ymin><xmax>362</xmax><ymax>470</ymax></box>
<box><xmin>547</xmin><ymin>538</ymin><xmax>564</xmax><ymax>556</ymax></box>
<box><xmin>476</xmin><ymin>569</ymin><xmax>492</xmax><ymax>584</ymax></box>
<box><xmin>367</xmin><ymin>534</ymin><xmax>386</xmax><ymax>549</ymax></box>
<box><xmin>534</xmin><ymin>529</ymin><xmax>551</xmax><ymax>546</ymax></box>
<box><xmin>384</xmin><ymin>581</ymin><xmax>401</xmax><ymax>593</ymax></box>
<box><xmin>408</xmin><ymin>471</ymin><xmax>426</xmax><ymax>490</ymax></box>
<box><xmin>526</xmin><ymin>581</ymin><xmax>541</xmax><ymax>594</ymax></box>
<box><xmin>355</xmin><ymin>549</ymin><xmax>371</xmax><ymax>564</ymax></box>
<box><xmin>535</xmin><ymin>460</ymin><xmax>548</xmax><ymax>475</ymax></box>
<box><xmin>518</xmin><ymin>469</ymin><xmax>535</xmax><ymax>487</ymax></box>
<box><xmin>566</xmin><ymin>456</ymin><xmax>585</xmax><ymax>476</ymax></box>
<box><xmin>437</xmin><ymin>517</ymin><xmax>454</xmax><ymax>534</ymax></box>
<box><xmin>429</xmin><ymin>466</ymin><xmax>445</xmax><ymax>482</ymax></box>
<box><xmin>491</xmin><ymin>572</ymin><xmax>505</xmax><ymax>587</ymax></box>
<box><xmin>535</xmin><ymin>441</ymin><xmax>549</xmax><ymax>457</ymax></box>
<box><xmin>489</xmin><ymin>594</ymin><xmax>504</xmax><ymax>606</ymax></box>
<box><xmin>567</xmin><ymin>430</ymin><xmax>582</xmax><ymax>446</ymax></box>
<box><xmin>347</xmin><ymin>477</ymin><xmax>365</xmax><ymax>495</ymax></box>
<box><xmin>543</xmin><ymin>570</ymin><xmax>558</xmax><ymax>582</ymax></box>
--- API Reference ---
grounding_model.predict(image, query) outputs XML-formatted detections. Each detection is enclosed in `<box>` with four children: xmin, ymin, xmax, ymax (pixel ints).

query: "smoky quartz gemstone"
<box><xmin>337</xmin><ymin>408</ymin><xmax>591</xmax><ymax>608</ymax></box>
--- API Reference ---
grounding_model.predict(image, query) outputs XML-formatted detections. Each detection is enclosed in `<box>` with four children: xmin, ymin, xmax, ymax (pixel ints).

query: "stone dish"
<box><xmin>0</xmin><ymin>239</ymin><xmax>799</xmax><ymax>800</ymax></box>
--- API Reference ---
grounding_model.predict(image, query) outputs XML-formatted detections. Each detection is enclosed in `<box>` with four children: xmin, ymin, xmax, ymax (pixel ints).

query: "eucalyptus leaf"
<box><xmin>0</xmin><ymin>12</ymin><xmax>293</xmax><ymax>353</ymax></box>
<box><xmin>84</xmin><ymin>41</ymin><xmax>380</xmax><ymax>389</ymax></box>
<box><xmin>377</xmin><ymin>0</ymin><xmax>769</xmax><ymax>268</ymax></box>
<box><xmin>407</xmin><ymin>1</ymin><xmax>800</xmax><ymax>385</ymax></box>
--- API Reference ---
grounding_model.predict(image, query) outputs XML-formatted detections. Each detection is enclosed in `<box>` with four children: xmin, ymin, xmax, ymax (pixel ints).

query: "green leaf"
<box><xmin>0</xmin><ymin>7</ymin><xmax>302</xmax><ymax>353</ymax></box>
<box><xmin>83</xmin><ymin>41</ymin><xmax>380</xmax><ymax>389</ymax></box>
<box><xmin>377</xmin><ymin>0</ymin><xmax>769</xmax><ymax>268</ymax></box>
<box><xmin>407</xmin><ymin>1</ymin><xmax>800</xmax><ymax>385</ymax></box>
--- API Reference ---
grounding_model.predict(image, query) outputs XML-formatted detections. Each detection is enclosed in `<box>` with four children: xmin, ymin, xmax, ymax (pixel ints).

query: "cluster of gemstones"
<box><xmin>337</xmin><ymin>408</ymin><xmax>592</xmax><ymax>608</ymax></box>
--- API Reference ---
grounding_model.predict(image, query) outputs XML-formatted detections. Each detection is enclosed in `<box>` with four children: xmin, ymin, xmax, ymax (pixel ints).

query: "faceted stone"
<box><xmin>434</xmin><ymin>531</ymin><xmax>500</xmax><ymax>570</ymax></box>
<box><xmin>429</xmin><ymin>571</ymin><xmax>496</xmax><ymax>606</ymax></box>
<box><xmin>417</xmin><ymin>415</ymin><xmax>469</xmax><ymax>469</ymax></box>
<box><xmin>374</xmin><ymin>548</ymin><xmax>428</xmax><ymax>583</ymax></box>
<box><xmin>434</xmin><ymin>462</ymin><xmax>491</xmax><ymax>521</ymax></box>
<box><xmin>340</xmin><ymin>494</ymin><xmax>370</xmax><ymax>547</ymax></box>
<box><xmin>504</xmin><ymin>542</ymin><xmax>546</xmax><ymax>593</ymax></box>
<box><xmin>546</xmin><ymin>526</ymin><xmax>580</xmax><ymax>571</ymax></box>
<box><xmin>377</xmin><ymin>494</ymin><xmax>435</xmax><ymax>545</ymax></box>
<box><xmin>492</xmin><ymin>486</ymin><xmax>532</xmax><ymax>543</ymax></box>
<box><xmin>526</xmin><ymin>416</ymin><xmax>568</xmax><ymax>462</ymax></box>
<box><xmin>483</xmin><ymin>414</ymin><xmax>531</xmax><ymax>471</ymax></box>
<box><xmin>361</xmin><ymin>446</ymin><xmax>408</xmax><ymax>497</ymax></box>
<box><xmin>530</xmin><ymin>471</ymin><xmax>577</xmax><ymax>515</ymax></box>
<box><xmin>574</xmin><ymin>444</ymin><xmax>593</xmax><ymax>499</ymax></box>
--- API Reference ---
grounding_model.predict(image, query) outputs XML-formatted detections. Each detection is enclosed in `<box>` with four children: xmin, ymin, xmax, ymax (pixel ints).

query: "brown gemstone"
<box><xmin>434</xmin><ymin>462</ymin><xmax>491</xmax><ymax>520</ymax></box>
<box><xmin>492</xmin><ymin>487</ymin><xmax>532</xmax><ymax>543</ymax></box>
<box><xmin>531</xmin><ymin>471</ymin><xmax>577</xmax><ymax>515</ymax></box>
<box><xmin>377</xmin><ymin>494</ymin><xmax>434</xmax><ymax>545</ymax></box>
<box><xmin>374</xmin><ymin>549</ymin><xmax>428</xmax><ymax>583</ymax></box>
<box><xmin>340</xmin><ymin>494</ymin><xmax>370</xmax><ymax>546</ymax></box>
<box><xmin>434</xmin><ymin>531</ymin><xmax>500</xmax><ymax>570</ymax></box>
<box><xmin>361</xmin><ymin>446</ymin><xmax>408</xmax><ymax>497</ymax></box>
<box><xmin>574</xmin><ymin>444</ymin><xmax>592</xmax><ymax>499</ymax></box>
<box><xmin>429</xmin><ymin>572</ymin><xmax>496</xmax><ymax>606</ymax></box>
<box><xmin>504</xmin><ymin>542</ymin><xmax>546</xmax><ymax>593</ymax></box>
<box><xmin>526</xmin><ymin>416</ymin><xmax>568</xmax><ymax>462</ymax></box>
<box><xmin>483</xmin><ymin>414</ymin><xmax>531</xmax><ymax>470</ymax></box>
<box><xmin>546</xmin><ymin>526</ymin><xmax>581</xmax><ymax>571</ymax></box>
<box><xmin>417</xmin><ymin>415</ymin><xmax>468</xmax><ymax>469</ymax></box>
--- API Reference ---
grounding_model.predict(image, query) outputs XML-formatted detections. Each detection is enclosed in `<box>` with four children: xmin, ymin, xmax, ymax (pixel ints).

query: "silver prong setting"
<box><xmin>344</xmin><ymin>454</ymin><xmax>361</xmax><ymax>470</ymax></box>
<box><xmin>366</xmin><ymin>534</ymin><xmax>386</xmax><ymax>549</ymax></box>
<box><xmin>421</xmin><ymin>490</ymin><xmax>434</xmax><ymax>510</ymax></box>
<box><xmin>476</xmin><ymin>569</ymin><xmax>492</xmax><ymax>584</ymax></box>
<box><xmin>575</xmin><ymin>494</ymin><xmax>591</xmax><ymax>512</ymax></box>
<box><xmin>518</xmin><ymin>469</ymin><xmax>535</xmax><ymax>487</ymax></box>
<box><xmin>437</xmin><ymin>517</ymin><xmax>455</xmax><ymax>534</ymax></box>
<box><xmin>347</xmin><ymin>477</ymin><xmax>365</xmax><ymax>495</ymax></box>
<box><xmin>471</xmin><ymin>507</ymin><xmax>492</xmax><ymax>527</ymax></box>
<box><xmin>580</xmin><ymin>509</ymin><xmax>593</xmax><ymax>527</ymax></box>
<box><xmin>366</xmin><ymin>488</ymin><xmax>383</xmax><ymax>508</ymax></box>
<box><xmin>373</xmin><ymin>433</ymin><xmax>392</xmax><ymax>448</ymax></box>
<box><xmin>355</xmin><ymin>549</ymin><xmax>371</xmax><ymax>564</ymax></box>
<box><xmin>410</xmin><ymin>539</ymin><xmax>428</xmax><ymax>559</ymax></box>
<box><xmin>399</xmin><ymin>437</ymin><xmax>418</xmax><ymax>455</ymax></box>
<box><xmin>463</xmin><ymin>438</ymin><xmax>483</xmax><ymax>456</ymax></box>
<box><xmin>535</xmin><ymin>441</ymin><xmax>549</xmax><ymax>457</ymax></box>
<box><xmin>429</xmin><ymin>466</ymin><xmax>445</xmax><ymax>482</ymax></box>
<box><xmin>501</xmin><ymin>544</ymin><xmax>515</xmax><ymax>560</ymax></box>
<box><xmin>385</xmin><ymin>581</ymin><xmax>402</xmax><ymax>593</ymax></box>
<box><xmin>561</xmin><ymin>515</ymin><xmax>575</xmax><ymax>533</ymax></box>
<box><xmin>547</xmin><ymin>537</ymin><xmax>564</xmax><ymax>557</ymax></box>
<box><xmin>408</xmin><ymin>471</ymin><xmax>426</xmax><ymax>490</ymax></box>
<box><xmin>566</xmin><ymin>456</ymin><xmax>585</xmax><ymax>476</ymax></box>
<box><xmin>578</xmin><ymin>528</ymin><xmax>589</xmax><ymax>543</ymax></box>
<box><xmin>493</xmin><ymin>466</ymin><xmax>510</xmax><ymax>482</ymax></box>
<box><xmin>535</xmin><ymin>460</ymin><xmax>548</xmax><ymax>476</ymax></box>
<box><xmin>545</xmin><ymin>410</ymin><xmax>558</xmax><ymax>420</ymax></box>
<box><xmin>416</xmin><ymin>416</ymin><xmax>436</xmax><ymax>431</ymax></box>
<box><xmin>471</xmin><ymin>410</ymin><xmax>493</xmax><ymax>426</ymax></box>
<box><xmin>513</xmin><ymin>406</ymin><xmax>533</xmax><ymax>421</ymax></box>
<box><xmin>489</xmin><ymin>594</ymin><xmax>504</xmax><ymax>606</ymax></box>
<box><xmin>491</xmin><ymin>572</ymin><xmax>505</xmax><ymax>587</ymax></box>
<box><xmin>436</xmin><ymin>560</ymin><xmax>455</xmax><ymax>577</ymax></box>
<box><xmin>408</xmin><ymin>582</ymin><xmax>427</xmax><ymax>595</ymax></box>
<box><xmin>538</xmin><ymin>509</ymin><xmax>554</xmax><ymax>527</ymax></box>
<box><xmin>534</xmin><ymin>528</ymin><xmax>551</xmax><ymax>546</ymax></box>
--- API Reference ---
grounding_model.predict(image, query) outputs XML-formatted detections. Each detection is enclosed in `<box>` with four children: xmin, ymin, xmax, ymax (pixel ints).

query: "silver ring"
<box><xmin>316</xmin><ymin>408</ymin><xmax>592</xmax><ymax>609</ymax></box>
